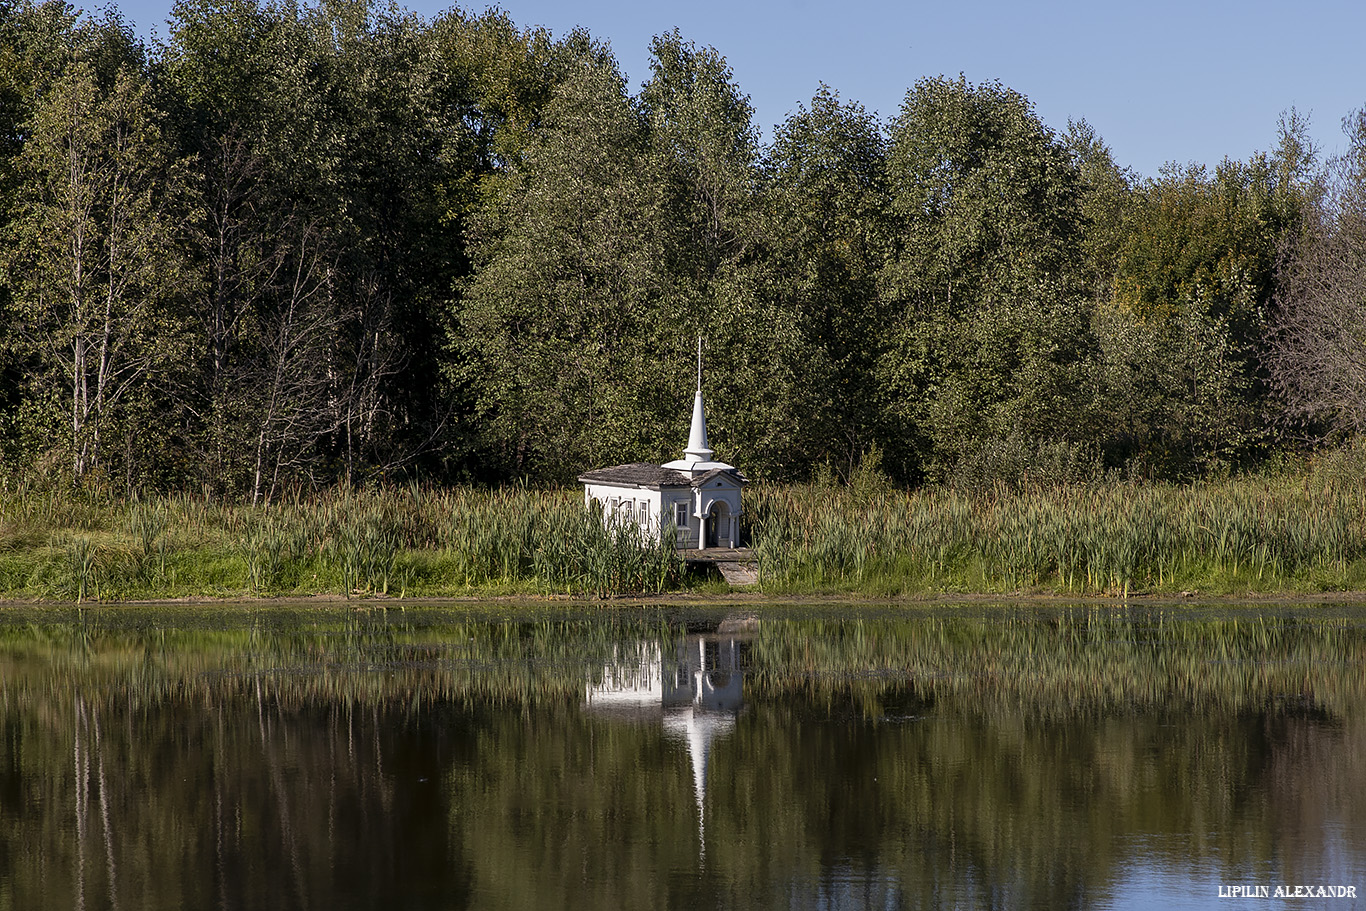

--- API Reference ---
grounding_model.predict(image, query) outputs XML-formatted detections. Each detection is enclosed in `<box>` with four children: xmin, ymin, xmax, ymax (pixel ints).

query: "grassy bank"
<box><xmin>0</xmin><ymin>485</ymin><xmax>683</xmax><ymax>601</ymax></box>
<box><xmin>748</xmin><ymin>459</ymin><xmax>1366</xmax><ymax>597</ymax></box>
<box><xmin>2</xmin><ymin>457</ymin><xmax>1366</xmax><ymax>601</ymax></box>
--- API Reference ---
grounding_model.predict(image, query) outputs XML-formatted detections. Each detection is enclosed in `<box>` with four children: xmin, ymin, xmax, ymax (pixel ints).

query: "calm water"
<box><xmin>1</xmin><ymin>602</ymin><xmax>1364</xmax><ymax>910</ymax></box>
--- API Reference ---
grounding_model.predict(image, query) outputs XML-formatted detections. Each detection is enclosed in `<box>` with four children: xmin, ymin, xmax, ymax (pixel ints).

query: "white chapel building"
<box><xmin>578</xmin><ymin>349</ymin><xmax>746</xmax><ymax>551</ymax></box>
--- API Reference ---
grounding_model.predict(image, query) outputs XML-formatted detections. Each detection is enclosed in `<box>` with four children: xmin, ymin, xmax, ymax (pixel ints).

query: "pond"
<box><xmin>1</xmin><ymin>602</ymin><xmax>1364</xmax><ymax>909</ymax></box>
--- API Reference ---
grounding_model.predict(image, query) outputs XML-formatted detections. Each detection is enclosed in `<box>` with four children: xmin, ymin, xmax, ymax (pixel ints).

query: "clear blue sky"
<box><xmin>120</xmin><ymin>0</ymin><xmax>1365</xmax><ymax>179</ymax></box>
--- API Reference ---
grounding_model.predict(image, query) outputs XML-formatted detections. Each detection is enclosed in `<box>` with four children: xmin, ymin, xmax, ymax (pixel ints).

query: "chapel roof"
<box><xmin>577</xmin><ymin>462</ymin><xmax>745</xmax><ymax>489</ymax></box>
<box><xmin>578</xmin><ymin>339</ymin><xmax>747</xmax><ymax>490</ymax></box>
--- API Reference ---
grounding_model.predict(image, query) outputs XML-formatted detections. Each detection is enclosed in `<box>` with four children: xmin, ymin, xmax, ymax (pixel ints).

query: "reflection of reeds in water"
<box><xmin>748</xmin><ymin>476</ymin><xmax>1366</xmax><ymax>594</ymax></box>
<box><xmin>746</xmin><ymin>609</ymin><xmax>1366</xmax><ymax>719</ymax></box>
<box><xmin>0</xmin><ymin>609</ymin><xmax>693</xmax><ymax>715</ymax></box>
<box><xmin>2</xmin><ymin>607</ymin><xmax>1363</xmax><ymax>721</ymax></box>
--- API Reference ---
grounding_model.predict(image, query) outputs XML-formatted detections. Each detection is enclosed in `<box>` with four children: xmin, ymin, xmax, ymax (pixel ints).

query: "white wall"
<box><xmin>583</xmin><ymin>481</ymin><xmax>742</xmax><ymax>550</ymax></box>
<box><xmin>584</xmin><ymin>483</ymin><xmax>670</xmax><ymax>542</ymax></box>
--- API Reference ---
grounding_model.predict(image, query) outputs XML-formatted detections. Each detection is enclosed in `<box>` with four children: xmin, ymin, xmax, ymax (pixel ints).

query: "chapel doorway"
<box><xmin>706</xmin><ymin>501</ymin><xmax>732</xmax><ymax>549</ymax></box>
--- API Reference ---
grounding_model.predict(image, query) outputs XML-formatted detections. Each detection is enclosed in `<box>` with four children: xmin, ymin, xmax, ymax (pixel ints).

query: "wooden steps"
<box><xmin>680</xmin><ymin>548</ymin><xmax>759</xmax><ymax>587</ymax></box>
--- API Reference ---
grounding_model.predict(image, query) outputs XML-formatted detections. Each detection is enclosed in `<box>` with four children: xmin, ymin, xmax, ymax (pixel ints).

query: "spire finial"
<box><xmin>696</xmin><ymin>336</ymin><xmax>703</xmax><ymax>392</ymax></box>
<box><xmin>662</xmin><ymin>333</ymin><xmax>734</xmax><ymax>473</ymax></box>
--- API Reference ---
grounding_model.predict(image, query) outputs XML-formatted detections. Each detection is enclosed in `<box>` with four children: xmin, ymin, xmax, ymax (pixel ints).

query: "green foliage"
<box><xmin>742</xmin><ymin>86</ymin><xmax>892</xmax><ymax>476</ymax></box>
<box><xmin>1091</xmin><ymin>295</ymin><xmax>1257</xmax><ymax>477</ymax></box>
<box><xmin>3</xmin><ymin>51</ymin><xmax>196</xmax><ymax>485</ymax></box>
<box><xmin>945</xmin><ymin>433</ymin><xmax>1104</xmax><ymax>492</ymax></box>
<box><xmin>457</xmin><ymin>53</ymin><xmax>674</xmax><ymax>477</ymax></box>
<box><xmin>641</xmin><ymin>28</ymin><xmax>758</xmax><ymax>282</ymax></box>
<box><xmin>0</xmin><ymin>483</ymin><xmax>685</xmax><ymax>599</ymax></box>
<box><xmin>883</xmin><ymin>76</ymin><xmax>1083</xmax><ymax>306</ymax></box>
<box><xmin>877</xmin><ymin>76</ymin><xmax>1093</xmax><ymax>479</ymax></box>
<box><xmin>1100</xmin><ymin>136</ymin><xmax>1319</xmax><ymax>471</ymax></box>
<box><xmin>1065</xmin><ymin>118</ymin><xmax>1136</xmax><ymax>298</ymax></box>
<box><xmin>748</xmin><ymin>464</ymin><xmax>1366</xmax><ymax>596</ymax></box>
<box><xmin>1115</xmin><ymin>158</ymin><xmax>1296</xmax><ymax>332</ymax></box>
<box><xmin>160</xmin><ymin>0</ymin><xmax>487</xmax><ymax>496</ymax></box>
<box><xmin>0</xmin><ymin>0</ymin><xmax>1358</xmax><ymax>493</ymax></box>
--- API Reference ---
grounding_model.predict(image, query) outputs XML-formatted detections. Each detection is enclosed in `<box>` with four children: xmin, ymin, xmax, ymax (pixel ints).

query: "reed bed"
<box><xmin>748</xmin><ymin>469</ymin><xmax>1366</xmax><ymax>595</ymax></box>
<box><xmin>0</xmin><ymin>484</ymin><xmax>683</xmax><ymax>599</ymax></box>
<box><xmin>2</xmin><ymin>456</ymin><xmax>1365</xmax><ymax>598</ymax></box>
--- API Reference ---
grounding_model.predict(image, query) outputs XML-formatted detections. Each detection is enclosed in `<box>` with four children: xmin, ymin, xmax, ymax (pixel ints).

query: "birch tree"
<box><xmin>1271</xmin><ymin>109</ymin><xmax>1366</xmax><ymax>437</ymax></box>
<box><xmin>4</xmin><ymin>60</ymin><xmax>193</xmax><ymax>484</ymax></box>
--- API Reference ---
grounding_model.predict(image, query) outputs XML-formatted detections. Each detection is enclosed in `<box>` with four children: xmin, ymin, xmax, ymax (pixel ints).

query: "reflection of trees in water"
<box><xmin>737</xmin><ymin>611</ymin><xmax>1366</xmax><ymax>907</ymax></box>
<box><xmin>0</xmin><ymin>608</ymin><xmax>1363</xmax><ymax>909</ymax></box>
<box><xmin>30</xmin><ymin>683</ymin><xmax>475</xmax><ymax>910</ymax></box>
<box><xmin>1262</xmin><ymin>709</ymin><xmax>1366</xmax><ymax>886</ymax></box>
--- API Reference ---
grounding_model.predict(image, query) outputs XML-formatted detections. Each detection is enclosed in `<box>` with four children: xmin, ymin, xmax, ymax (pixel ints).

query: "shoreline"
<box><xmin>5</xmin><ymin>476</ymin><xmax>1366</xmax><ymax>609</ymax></box>
<box><xmin>5</xmin><ymin>587</ymin><xmax>1366</xmax><ymax>610</ymax></box>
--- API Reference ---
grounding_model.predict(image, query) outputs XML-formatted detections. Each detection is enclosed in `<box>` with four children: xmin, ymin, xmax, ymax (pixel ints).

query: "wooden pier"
<box><xmin>680</xmin><ymin>548</ymin><xmax>759</xmax><ymax>586</ymax></box>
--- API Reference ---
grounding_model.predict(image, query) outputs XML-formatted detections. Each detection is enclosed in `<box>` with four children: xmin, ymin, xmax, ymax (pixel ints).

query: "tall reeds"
<box><xmin>748</xmin><ymin>467</ymin><xmax>1366</xmax><ymax>594</ymax></box>
<box><xmin>2</xmin><ymin>454</ymin><xmax>1364</xmax><ymax>598</ymax></box>
<box><xmin>0</xmin><ymin>483</ymin><xmax>683</xmax><ymax>599</ymax></box>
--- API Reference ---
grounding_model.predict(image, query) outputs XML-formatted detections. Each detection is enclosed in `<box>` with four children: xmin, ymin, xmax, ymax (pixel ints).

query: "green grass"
<box><xmin>747</xmin><ymin>460</ymin><xmax>1366</xmax><ymax>596</ymax></box>
<box><xmin>3</xmin><ymin>449</ymin><xmax>1366</xmax><ymax>601</ymax></box>
<box><xmin>0</xmin><ymin>484</ymin><xmax>684</xmax><ymax>600</ymax></box>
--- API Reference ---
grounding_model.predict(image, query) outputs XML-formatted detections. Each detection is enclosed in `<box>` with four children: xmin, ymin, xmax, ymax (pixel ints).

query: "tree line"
<box><xmin>1</xmin><ymin>0</ymin><xmax>1362</xmax><ymax>500</ymax></box>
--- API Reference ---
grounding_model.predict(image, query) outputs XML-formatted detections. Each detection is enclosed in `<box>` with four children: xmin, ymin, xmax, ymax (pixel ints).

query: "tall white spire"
<box><xmin>683</xmin><ymin>337</ymin><xmax>713</xmax><ymax>462</ymax></box>
<box><xmin>664</xmin><ymin>336</ymin><xmax>732</xmax><ymax>473</ymax></box>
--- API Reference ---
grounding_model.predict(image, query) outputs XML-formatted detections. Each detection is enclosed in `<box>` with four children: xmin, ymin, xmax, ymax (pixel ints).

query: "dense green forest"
<box><xmin>1</xmin><ymin>0</ymin><xmax>1363</xmax><ymax>501</ymax></box>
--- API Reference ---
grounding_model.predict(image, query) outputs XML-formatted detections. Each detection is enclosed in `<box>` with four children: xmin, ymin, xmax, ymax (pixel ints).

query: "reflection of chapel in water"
<box><xmin>584</xmin><ymin>632</ymin><xmax>747</xmax><ymax>854</ymax></box>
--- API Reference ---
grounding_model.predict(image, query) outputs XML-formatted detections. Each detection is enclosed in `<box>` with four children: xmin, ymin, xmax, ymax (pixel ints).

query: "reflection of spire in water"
<box><xmin>585</xmin><ymin>634</ymin><xmax>745</xmax><ymax>862</ymax></box>
<box><xmin>662</xmin><ymin>698</ymin><xmax>736</xmax><ymax>857</ymax></box>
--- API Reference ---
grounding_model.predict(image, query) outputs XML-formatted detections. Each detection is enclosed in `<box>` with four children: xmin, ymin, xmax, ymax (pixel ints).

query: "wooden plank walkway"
<box><xmin>680</xmin><ymin>548</ymin><xmax>759</xmax><ymax>586</ymax></box>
